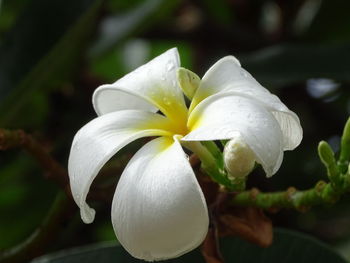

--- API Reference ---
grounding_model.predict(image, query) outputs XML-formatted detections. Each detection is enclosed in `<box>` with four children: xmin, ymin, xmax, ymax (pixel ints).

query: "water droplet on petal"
<box><xmin>240</xmin><ymin>70</ymin><xmax>248</xmax><ymax>78</ymax></box>
<box><xmin>166</xmin><ymin>61</ymin><xmax>174</xmax><ymax>71</ymax></box>
<box><xmin>73</xmin><ymin>143</ymin><xmax>80</xmax><ymax>151</ymax></box>
<box><xmin>163</xmin><ymin>97</ymin><xmax>171</xmax><ymax>106</ymax></box>
<box><xmin>185</xmin><ymin>154</ymin><xmax>189</xmax><ymax>161</ymax></box>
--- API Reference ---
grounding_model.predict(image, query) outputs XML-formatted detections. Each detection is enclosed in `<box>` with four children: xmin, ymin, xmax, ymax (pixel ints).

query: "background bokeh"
<box><xmin>1</xmin><ymin>0</ymin><xmax>350</xmax><ymax>260</ymax></box>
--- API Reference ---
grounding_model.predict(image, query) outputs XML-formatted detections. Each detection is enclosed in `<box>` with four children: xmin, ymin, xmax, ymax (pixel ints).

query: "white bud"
<box><xmin>176</xmin><ymin>67</ymin><xmax>200</xmax><ymax>100</ymax></box>
<box><xmin>223</xmin><ymin>136</ymin><xmax>256</xmax><ymax>179</ymax></box>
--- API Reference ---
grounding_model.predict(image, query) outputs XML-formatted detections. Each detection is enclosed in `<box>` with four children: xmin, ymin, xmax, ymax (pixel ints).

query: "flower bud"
<box><xmin>223</xmin><ymin>136</ymin><xmax>256</xmax><ymax>179</ymax></box>
<box><xmin>176</xmin><ymin>67</ymin><xmax>200</xmax><ymax>99</ymax></box>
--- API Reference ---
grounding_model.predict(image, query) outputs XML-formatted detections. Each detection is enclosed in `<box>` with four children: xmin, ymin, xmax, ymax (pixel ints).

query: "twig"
<box><xmin>1</xmin><ymin>116</ymin><xmax>350</xmax><ymax>262</ymax></box>
<box><xmin>0</xmin><ymin>129</ymin><xmax>75</xmax><ymax>263</ymax></box>
<box><xmin>0</xmin><ymin>128</ymin><xmax>127</xmax><ymax>263</ymax></box>
<box><xmin>0</xmin><ymin>129</ymin><xmax>71</xmax><ymax>196</ymax></box>
<box><xmin>231</xmin><ymin>181</ymin><xmax>343</xmax><ymax>211</ymax></box>
<box><xmin>228</xmin><ymin>117</ymin><xmax>350</xmax><ymax>211</ymax></box>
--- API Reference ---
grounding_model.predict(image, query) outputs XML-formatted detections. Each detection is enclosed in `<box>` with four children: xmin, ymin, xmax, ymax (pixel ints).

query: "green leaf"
<box><xmin>306</xmin><ymin>0</ymin><xmax>350</xmax><ymax>43</ymax></box>
<box><xmin>0</xmin><ymin>154</ymin><xmax>57</xmax><ymax>250</ymax></box>
<box><xmin>0</xmin><ymin>0</ymin><xmax>103</xmax><ymax>127</ymax></box>
<box><xmin>339</xmin><ymin>117</ymin><xmax>350</xmax><ymax>170</ymax></box>
<box><xmin>31</xmin><ymin>228</ymin><xmax>346</xmax><ymax>263</ymax></box>
<box><xmin>200</xmin><ymin>0</ymin><xmax>233</xmax><ymax>26</ymax></box>
<box><xmin>240</xmin><ymin>44</ymin><xmax>350</xmax><ymax>87</ymax></box>
<box><xmin>31</xmin><ymin>242</ymin><xmax>203</xmax><ymax>263</ymax></box>
<box><xmin>90</xmin><ymin>40</ymin><xmax>194</xmax><ymax>83</ymax></box>
<box><xmin>0</xmin><ymin>0</ymin><xmax>31</xmax><ymax>36</ymax></box>
<box><xmin>221</xmin><ymin>228</ymin><xmax>346</xmax><ymax>263</ymax></box>
<box><xmin>89</xmin><ymin>0</ymin><xmax>181</xmax><ymax>58</ymax></box>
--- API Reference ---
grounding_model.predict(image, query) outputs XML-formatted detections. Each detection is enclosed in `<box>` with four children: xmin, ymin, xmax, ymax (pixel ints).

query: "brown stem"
<box><xmin>0</xmin><ymin>129</ymin><xmax>71</xmax><ymax>196</ymax></box>
<box><xmin>0</xmin><ymin>128</ymin><xmax>131</xmax><ymax>263</ymax></box>
<box><xmin>0</xmin><ymin>129</ymin><xmax>76</xmax><ymax>263</ymax></box>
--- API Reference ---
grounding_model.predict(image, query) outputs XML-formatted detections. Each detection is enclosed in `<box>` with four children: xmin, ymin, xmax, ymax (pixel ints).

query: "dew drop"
<box><xmin>73</xmin><ymin>143</ymin><xmax>80</xmax><ymax>151</ymax></box>
<box><xmin>163</xmin><ymin>97</ymin><xmax>171</xmax><ymax>106</ymax></box>
<box><xmin>240</xmin><ymin>70</ymin><xmax>248</xmax><ymax>77</ymax></box>
<box><xmin>166</xmin><ymin>61</ymin><xmax>174</xmax><ymax>71</ymax></box>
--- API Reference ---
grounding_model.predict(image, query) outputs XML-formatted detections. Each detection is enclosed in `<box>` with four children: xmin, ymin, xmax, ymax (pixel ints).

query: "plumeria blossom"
<box><xmin>68</xmin><ymin>48</ymin><xmax>302</xmax><ymax>261</ymax></box>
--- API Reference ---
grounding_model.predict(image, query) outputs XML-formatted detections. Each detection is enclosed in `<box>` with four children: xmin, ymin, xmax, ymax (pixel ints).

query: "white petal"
<box><xmin>93</xmin><ymin>48</ymin><xmax>188</xmax><ymax>125</ymax></box>
<box><xmin>271</xmin><ymin>110</ymin><xmax>302</xmax><ymax>151</ymax></box>
<box><xmin>112</xmin><ymin>136</ymin><xmax>209</xmax><ymax>261</ymax></box>
<box><xmin>184</xmin><ymin>94</ymin><xmax>284</xmax><ymax>176</ymax></box>
<box><xmin>68</xmin><ymin>110</ymin><xmax>173</xmax><ymax>224</ymax></box>
<box><xmin>190</xmin><ymin>56</ymin><xmax>302</xmax><ymax>150</ymax></box>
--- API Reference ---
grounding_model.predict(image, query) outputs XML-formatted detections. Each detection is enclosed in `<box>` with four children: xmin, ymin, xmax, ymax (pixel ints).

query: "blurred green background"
<box><xmin>1</xmin><ymin>0</ymin><xmax>350</xmax><ymax>261</ymax></box>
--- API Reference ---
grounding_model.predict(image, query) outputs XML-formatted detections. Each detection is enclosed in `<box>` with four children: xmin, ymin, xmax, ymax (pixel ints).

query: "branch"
<box><xmin>0</xmin><ymin>129</ymin><xmax>70</xmax><ymax>196</ymax></box>
<box><xmin>231</xmin><ymin>181</ymin><xmax>343</xmax><ymax>211</ymax></box>
<box><xmin>1</xmin><ymin>116</ymin><xmax>350</xmax><ymax>263</ymax></box>
<box><xmin>0</xmin><ymin>128</ymin><xmax>127</xmax><ymax>262</ymax></box>
<box><xmin>0</xmin><ymin>129</ymin><xmax>76</xmax><ymax>263</ymax></box>
<box><xmin>0</xmin><ymin>128</ymin><xmax>128</xmax><ymax>199</ymax></box>
<box><xmin>231</xmin><ymin>117</ymin><xmax>350</xmax><ymax>211</ymax></box>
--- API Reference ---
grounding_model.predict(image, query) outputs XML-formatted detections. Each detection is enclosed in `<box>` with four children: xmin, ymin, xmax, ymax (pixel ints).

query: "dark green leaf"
<box><xmin>31</xmin><ymin>228</ymin><xmax>346</xmax><ymax>263</ymax></box>
<box><xmin>240</xmin><ymin>44</ymin><xmax>350</xmax><ymax>87</ymax></box>
<box><xmin>0</xmin><ymin>0</ymin><xmax>31</xmax><ymax>36</ymax></box>
<box><xmin>220</xmin><ymin>228</ymin><xmax>346</xmax><ymax>263</ymax></box>
<box><xmin>0</xmin><ymin>0</ymin><xmax>103</xmax><ymax>127</ymax></box>
<box><xmin>201</xmin><ymin>0</ymin><xmax>233</xmax><ymax>26</ymax></box>
<box><xmin>89</xmin><ymin>0</ymin><xmax>181</xmax><ymax>58</ymax></box>
<box><xmin>306</xmin><ymin>0</ymin><xmax>350</xmax><ymax>43</ymax></box>
<box><xmin>0</xmin><ymin>154</ymin><xmax>57</xmax><ymax>249</ymax></box>
<box><xmin>31</xmin><ymin>242</ymin><xmax>203</xmax><ymax>263</ymax></box>
<box><xmin>90</xmin><ymin>40</ymin><xmax>194</xmax><ymax>82</ymax></box>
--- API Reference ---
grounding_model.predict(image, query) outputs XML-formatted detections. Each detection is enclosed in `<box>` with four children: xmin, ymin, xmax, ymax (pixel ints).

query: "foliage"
<box><xmin>30</xmin><ymin>229</ymin><xmax>347</xmax><ymax>263</ymax></box>
<box><xmin>1</xmin><ymin>0</ymin><xmax>350</xmax><ymax>262</ymax></box>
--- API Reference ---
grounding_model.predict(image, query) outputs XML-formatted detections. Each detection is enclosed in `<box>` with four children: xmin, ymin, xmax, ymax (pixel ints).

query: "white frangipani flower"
<box><xmin>68</xmin><ymin>48</ymin><xmax>302</xmax><ymax>261</ymax></box>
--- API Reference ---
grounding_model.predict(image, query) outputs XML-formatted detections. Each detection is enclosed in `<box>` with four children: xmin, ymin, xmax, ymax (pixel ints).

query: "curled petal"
<box><xmin>93</xmin><ymin>48</ymin><xmax>188</xmax><ymax>126</ymax></box>
<box><xmin>112</xmin><ymin>136</ymin><xmax>209</xmax><ymax>261</ymax></box>
<box><xmin>271</xmin><ymin>110</ymin><xmax>302</xmax><ymax>151</ymax></box>
<box><xmin>68</xmin><ymin>110</ymin><xmax>173</xmax><ymax>224</ymax></box>
<box><xmin>184</xmin><ymin>94</ymin><xmax>284</xmax><ymax>176</ymax></box>
<box><xmin>190</xmin><ymin>56</ymin><xmax>302</xmax><ymax>150</ymax></box>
